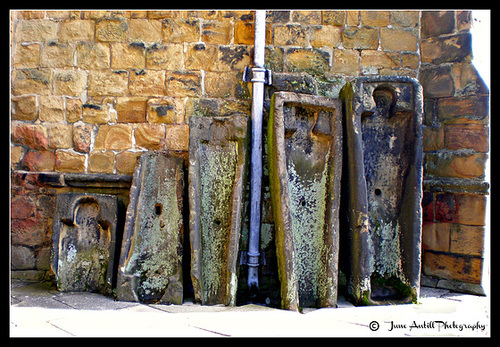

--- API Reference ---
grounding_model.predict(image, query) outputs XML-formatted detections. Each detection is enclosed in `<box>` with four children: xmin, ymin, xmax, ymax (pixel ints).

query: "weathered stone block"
<box><xmin>166</xmin><ymin>70</ymin><xmax>202</xmax><ymax>97</ymax></box>
<box><xmin>116</xmin><ymin>97</ymin><xmax>147</xmax><ymax>123</ymax></box>
<box><xmin>310</xmin><ymin>25</ymin><xmax>342</xmax><ymax>48</ymax></box>
<box><xmin>146</xmin><ymin>43</ymin><xmax>184</xmax><ymax>70</ymax></box>
<box><xmin>450</xmin><ymin>224</ymin><xmax>484</xmax><ymax>256</ymax></box>
<box><xmin>58</xmin><ymin>19</ymin><xmax>95</xmax><ymax>42</ymax></box>
<box><xmin>15</xmin><ymin>19</ymin><xmax>57</xmax><ymax>42</ymax></box>
<box><xmin>41</xmin><ymin>42</ymin><xmax>74</xmax><ymax>68</ymax></box>
<box><xmin>12</xmin><ymin>68</ymin><xmax>52</xmax><ymax>96</ymax></box>
<box><xmin>128</xmin><ymin>19</ymin><xmax>162</xmax><ymax>42</ymax></box>
<box><xmin>47</xmin><ymin>123</ymin><xmax>73</xmax><ymax>149</ymax></box>
<box><xmin>436</xmin><ymin>95</ymin><xmax>489</xmax><ymax>124</ymax></box>
<box><xmin>96</xmin><ymin>18</ymin><xmax>128</xmax><ymax>42</ymax></box>
<box><xmin>11</xmin><ymin>122</ymin><xmax>49</xmax><ymax>150</ymax></box>
<box><xmin>82</xmin><ymin>103</ymin><xmax>109</xmax><ymax>124</ymax></box>
<box><xmin>218</xmin><ymin>45</ymin><xmax>251</xmax><ymax>72</ymax></box>
<box><xmin>380</xmin><ymin>28</ymin><xmax>418</xmax><ymax>52</ymax></box>
<box><xmin>11</xmin><ymin>245</ymin><xmax>36</xmax><ymax>270</ymax></box>
<box><xmin>162</xmin><ymin>18</ymin><xmax>200</xmax><ymax>43</ymax></box>
<box><xmin>425</xmin><ymin>152</ymin><xmax>487</xmax><ymax>179</ymax></box>
<box><xmin>111</xmin><ymin>42</ymin><xmax>146</xmax><ymax>70</ymax></box>
<box><xmin>185</xmin><ymin>43</ymin><xmax>218</xmax><ymax>71</ymax></box>
<box><xmin>423</xmin><ymin>252</ymin><xmax>482</xmax><ymax>284</ymax></box>
<box><xmin>421</xmin><ymin>11</ymin><xmax>455</xmax><ymax>38</ymax></box>
<box><xmin>129</xmin><ymin>69</ymin><xmax>165</xmax><ymax>97</ymax></box>
<box><xmin>189</xmin><ymin>114</ymin><xmax>249</xmax><ymax>306</ymax></box>
<box><xmin>285</xmin><ymin>48</ymin><xmax>330</xmax><ymax>76</ymax></box>
<box><xmin>51</xmin><ymin>193</ymin><xmax>123</xmax><ymax>294</ymax></box>
<box><xmin>39</xmin><ymin>96</ymin><xmax>65</xmax><ymax>122</ymax></box>
<box><xmin>94</xmin><ymin>124</ymin><xmax>132</xmax><ymax>151</ymax></box>
<box><xmin>444</xmin><ymin>124</ymin><xmax>488</xmax><ymax>152</ymax></box>
<box><xmin>202</xmin><ymin>21</ymin><xmax>232</xmax><ymax>44</ymax></box>
<box><xmin>77</xmin><ymin>42</ymin><xmax>111</xmax><ymax>70</ymax></box>
<box><xmin>66</xmin><ymin>98</ymin><xmax>82</xmax><ymax>123</ymax></box>
<box><xmin>73</xmin><ymin>122</ymin><xmax>92</xmax><ymax>153</ymax></box>
<box><xmin>360</xmin><ymin>10</ymin><xmax>390</xmax><ymax>26</ymax></box>
<box><xmin>21</xmin><ymin>150</ymin><xmax>56</xmax><ymax>172</ymax></box>
<box><xmin>12</xmin><ymin>95</ymin><xmax>37</xmax><ymax>121</ymax></box>
<box><xmin>55</xmin><ymin>150</ymin><xmax>86</xmax><ymax>173</ymax></box>
<box><xmin>117</xmin><ymin>152</ymin><xmax>184</xmax><ymax>304</ymax></box>
<box><xmin>273</xmin><ymin>24</ymin><xmax>309</xmax><ymax>46</ymax></box>
<box><xmin>13</xmin><ymin>43</ymin><xmax>40</xmax><ymax>68</ymax></box>
<box><xmin>322</xmin><ymin>10</ymin><xmax>346</xmax><ymax>25</ymax></box>
<box><xmin>147</xmin><ymin>98</ymin><xmax>176</xmax><ymax>124</ymax></box>
<box><xmin>116</xmin><ymin>151</ymin><xmax>143</xmax><ymax>175</ymax></box>
<box><xmin>342</xmin><ymin>26</ymin><xmax>378</xmax><ymax>50</ymax></box>
<box><xmin>234</xmin><ymin>22</ymin><xmax>254</xmax><ymax>44</ymax></box>
<box><xmin>88</xmin><ymin>70</ymin><xmax>128</xmax><ymax>97</ymax></box>
<box><xmin>53</xmin><ymin>69</ymin><xmax>87</xmax><ymax>97</ymax></box>
<box><xmin>165</xmin><ymin>125</ymin><xmax>190</xmax><ymax>152</ymax></box>
<box><xmin>134</xmin><ymin>124</ymin><xmax>166</xmax><ymax>150</ymax></box>
<box><xmin>332</xmin><ymin>49</ymin><xmax>359</xmax><ymax>76</ymax></box>
<box><xmin>420</xmin><ymin>65</ymin><xmax>455</xmax><ymax>98</ymax></box>
<box><xmin>339</xmin><ymin>76</ymin><xmax>423</xmax><ymax>306</ymax></box>
<box><xmin>421</xmin><ymin>33</ymin><xmax>472</xmax><ymax>65</ymax></box>
<box><xmin>204</xmin><ymin>72</ymin><xmax>237</xmax><ymax>98</ymax></box>
<box><xmin>89</xmin><ymin>151</ymin><xmax>115</xmax><ymax>174</ymax></box>
<box><xmin>268</xmin><ymin>92</ymin><xmax>342</xmax><ymax>311</ymax></box>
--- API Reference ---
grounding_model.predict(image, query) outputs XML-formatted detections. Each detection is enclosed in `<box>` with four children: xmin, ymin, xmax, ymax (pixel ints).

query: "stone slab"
<box><xmin>339</xmin><ymin>76</ymin><xmax>423</xmax><ymax>306</ymax></box>
<box><xmin>117</xmin><ymin>151</ymin><xmax>185</xmax><ymax>304</ymax></box>
<box><xmin>268</xmin><ymin>91</ymin><xmax>342</xmax><ymax>311</ymax></box>
<box><xmin>51</xmin><ymin>193</ymin><xmax>123</xmax><ymax>295</ymax></box>
<box><xmin>188</xmin><ymin>114</ymin><xmax>249</xmax><ymax>306</ymax></box>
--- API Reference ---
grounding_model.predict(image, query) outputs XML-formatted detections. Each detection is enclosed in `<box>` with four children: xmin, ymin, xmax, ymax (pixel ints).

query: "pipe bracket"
<box><xmin>243</xmin><ymin>66</ymin><xmax>272</xmax><ymax>85</ymax></box>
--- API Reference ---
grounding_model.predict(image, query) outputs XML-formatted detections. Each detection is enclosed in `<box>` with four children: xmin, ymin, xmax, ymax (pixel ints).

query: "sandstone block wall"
<box><xmin>10</xmin><ymin>10</ymin><xmax>489</xmax><ymax>293</ymax></box>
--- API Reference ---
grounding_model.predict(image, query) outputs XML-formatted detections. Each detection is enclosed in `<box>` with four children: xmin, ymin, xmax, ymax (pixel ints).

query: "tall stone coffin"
<box><xmin>339</xmin><ymin>76</ymin><xmax>423</xmax><ymax>306</ymax></box>
<box><xmin>189</xmin><ymin>114</ymin><xmax>249</xmax><ymax>306</ymax></box>
<box><xmin>268</xmin><ymin>92</ymin><xmax>342</xmax><ymax>311</ymax></box>
<box><xmin>51</xmin><ymin>193</ymin><xmax>122</xmax><ymax>295</ymax></box>
<box><xmin>117</xmin><ymin>152</ymin><xmax>185</xmax><ymax>304</ymax></box>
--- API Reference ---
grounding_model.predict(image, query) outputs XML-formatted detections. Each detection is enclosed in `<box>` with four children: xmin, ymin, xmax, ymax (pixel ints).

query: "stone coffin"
<box><xmin>189</xmin><ymin>114</ymin><xmax>249</xmax><ymax>306</ymax></box>
<box><xmin>51</xmin><ymin>193</ymin><xmax>123</xmax><ymax>295</ymax></box>
<box><xmin>339</xmin><ymin>76</ymin><xmax>423</xmax><ymax>306</ymax></box>
<box><xmin>117</xmin><ymin>152</ymin><xmax>185</xmax><ymax>304</ymax></box>
<box><xmin>268</xmin><ymin>92</ymin><xmax>342</xmax><ymax>311</ymax></box>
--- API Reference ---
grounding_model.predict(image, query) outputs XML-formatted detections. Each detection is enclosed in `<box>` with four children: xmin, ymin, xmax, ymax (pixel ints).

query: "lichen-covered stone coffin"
<box><xmin>117</xmin><ymin>152</ymin><xmax>185</xmax><ymax>304</ymax></box>
<box><xmin>339</xmin><ymin>76</ymin><xmax>423</xmax><ymax>306</ymax></box>
<box><xmin>268</xmin><ymin>91</ymin><xmax>342</xmax><ymax>311</ymax></box>
<box><xmin>188</xmin><ymin>114</ymin><xmax>249</xmax><ymax>306</ymax></box>
<box><xmin>51</xmin><ymin>193</ymin><xmax>122</xmax><ymax>295</ymax></box>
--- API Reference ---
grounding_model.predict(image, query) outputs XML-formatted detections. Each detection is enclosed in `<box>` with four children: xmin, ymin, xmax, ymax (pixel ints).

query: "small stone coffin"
<box><xmin>117</xmin><ymin>152</ymin><xmax>185</xmax><ymax>304</ymax></box>
<box><xmin>189</xmin><ymin>115</ymin><xmax>249</xmax><ymax>306</ymax></box>
<box><xmin>268</xmin><ymin>92</ymin><xmax>342</xmax><ymax>311</ymax></box>
<box><xmin>51</xmin><ymin>193</ymin><xmax>122</xmax><ymax>295</ymax></box>
<box><xmin>339</xmin><ymin>76</ymin><xmax>423</xmax><ymax>306</ymax></box>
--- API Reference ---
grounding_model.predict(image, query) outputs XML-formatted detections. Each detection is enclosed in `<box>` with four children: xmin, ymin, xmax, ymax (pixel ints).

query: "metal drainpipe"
<box><xmin>247</xmin><ymin>9</ymin><xmax>267</xmax><ymax>291</ymax></box>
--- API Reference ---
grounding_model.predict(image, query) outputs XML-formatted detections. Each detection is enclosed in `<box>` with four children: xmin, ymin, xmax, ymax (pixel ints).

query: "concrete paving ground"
<box><xmin>10</xmin><ymin>280</ymin><xmax>490</xmax><ymax>337</ymax></box>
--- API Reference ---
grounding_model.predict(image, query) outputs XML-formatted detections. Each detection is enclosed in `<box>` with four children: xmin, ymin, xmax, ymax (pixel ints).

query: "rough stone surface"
<box><xmin>339</xmin><ymin>76</ymin><xmax>423</xmax><ymax>306</ymax></box>
<box><xmin>117</xmin><ymin>152</ymin><xmax>184</xmax><ymax>304</ymax></box>
<box><xmin>51</xmin><ymin>193</ymin><xmax>123</xmax><ymax>295</ymax></box>
<box><xmin>188</xmin><ymin>114</ymin><xmax>249</xmax><ymax>306</ymax></box>
<box><xmin>268</xmin><ymin>91</ymin><xmax>342</xmax><ymax>311</ymax></box>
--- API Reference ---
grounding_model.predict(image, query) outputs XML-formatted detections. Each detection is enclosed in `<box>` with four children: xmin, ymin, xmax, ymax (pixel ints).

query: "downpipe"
<box><xmin>247</xmin><ymin>10</ymin><xmax>267</xmax><ymax>291</ymax></box>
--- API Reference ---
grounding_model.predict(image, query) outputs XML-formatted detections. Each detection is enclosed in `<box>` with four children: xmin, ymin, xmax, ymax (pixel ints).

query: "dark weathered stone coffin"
<box><xmin>51</xmin><ymin>193</ymin><xmax>122</xmax><ymax>295</ymax></box>
<box><xmin>188</xmin><ymin>114</ymin><xmax>249</xmax><ymax>306</ymax></box>
<box><xmin>117</xmin><ymin>151</ymin><xmax>185</xmax><ymax>304</ymax></box>
<box><xmin>268</xmin><ymin>92</ymin><xmax>342</xmax><ymax>311</ymax></box>
<box><xmin>339</xmin><ymin>76</ymin><xmax>423</xmax><ymax>306</ymax></box>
